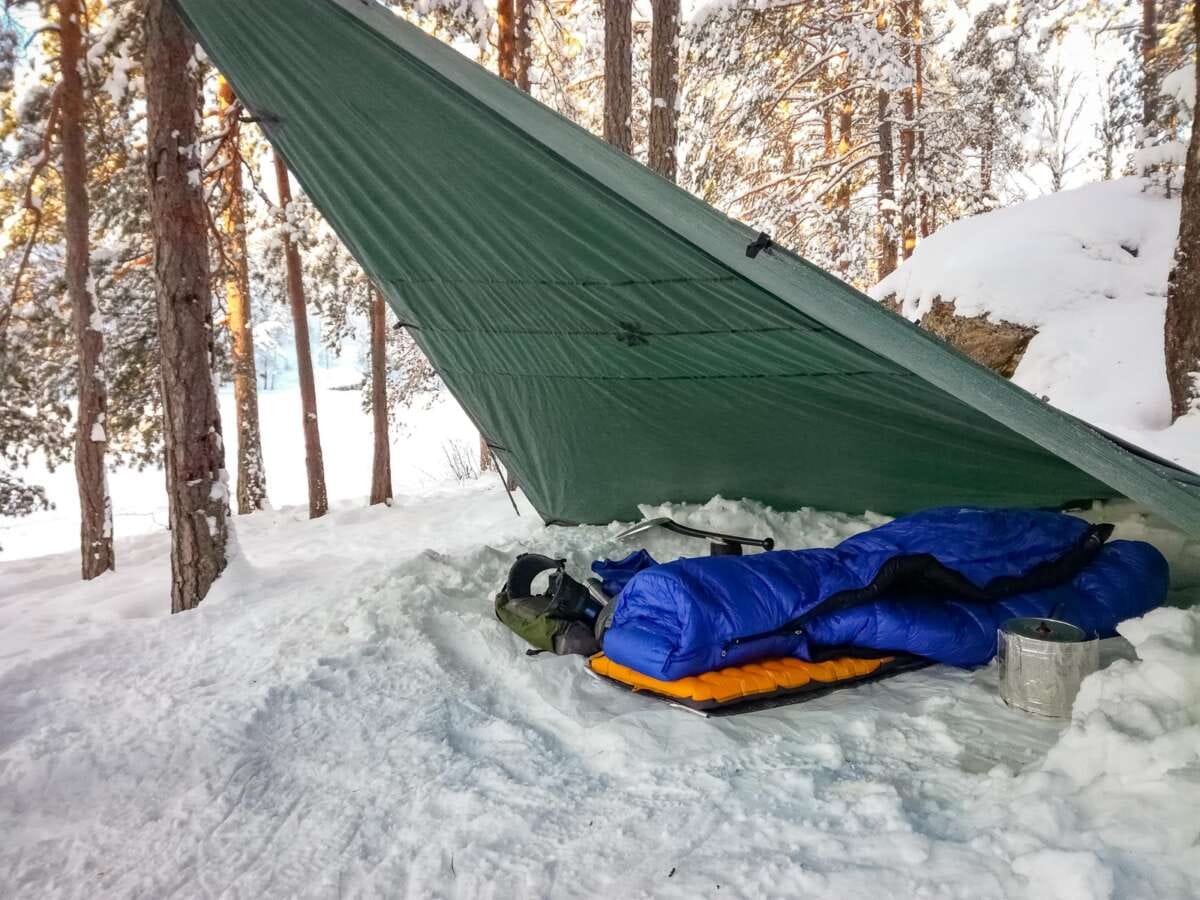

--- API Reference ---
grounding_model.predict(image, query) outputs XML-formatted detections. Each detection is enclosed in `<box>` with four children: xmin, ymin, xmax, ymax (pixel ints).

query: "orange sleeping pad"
<box><xmin>587</xmin><ymin>653</ymin><xmax>924</xmax><ymax>714</ymax></box>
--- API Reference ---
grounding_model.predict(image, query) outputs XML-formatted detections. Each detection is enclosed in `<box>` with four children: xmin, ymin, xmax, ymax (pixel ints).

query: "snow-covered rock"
<box><xmin>873</xmin><ymin>178</ymin><xmax>1197</xmax><ymax>470</ymax></box>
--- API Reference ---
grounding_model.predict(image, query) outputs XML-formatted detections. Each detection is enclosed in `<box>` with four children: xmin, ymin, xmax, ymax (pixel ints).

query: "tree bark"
<box><xmin>835</xmin><ymin>64</ymin><xmax>853</xmax><ymax>276</ymax></box>
<box><xmin>899</xmin><ymin>0</ymin><xmax>916</xmax><ymax>259</ymax></box>
<box><xmin>1164</xmin><ymin>1</ymin><xmax>1200</xmax><ymax>421</ymax></box>
<box><xmin>217</xmin><ymin>78</ymin><xmax>268</xmax><ymax>514</ymax></box>
<box><xmin>877</xmin><ymin>87</ymin><xmax>897</xmax><ymax>279</ymax></box>
<box><xmin>59</xmin><ymin>0</ymin><xmax>114</xmax><ymax>580</ymax></box>
<box><xmin>497</xmin><ymin>0</ymin><xmax>516</xmax><ymax>83</ymax></box>
<box><xmin>515</xmin><ymin>0</ymin><xmax>532</xmax><ymax>91</ymax></box>
<box><xmin>273</xmin><ymin>152</ymin><xmax>329</xmax><ymax>519</ymax></box>
<box><xmin>648</xmin><ymin>0</ymin><xmax>679</xmax><ymax>181</ymax></box>
<box><xmin>914</xmin><ymin>0</ymin><xmax>930</xmax><ymax>238</ymax></box>
<box><xmin>1142</xmin><ymin>0</ymin><xmax>1158</xmax><ymax>132</ymax></box>
<box><xmin>369</xmin><ymin>285</ymin><xmax>393</xmax><ymax>505</ymax></box>
<box><xmin>479</xmin><ymin>434</ymin><xmax>494</xmax><ymax>472</ymax></box>
<box><xmin>603</xmin><ymin>0</ymin><xmax>633</xmax><ymax>153</ymax></box>
<box><xmin>145</xmin><ymin>0</ymin><xmax>228</xmax><ymax>612</ymax></box>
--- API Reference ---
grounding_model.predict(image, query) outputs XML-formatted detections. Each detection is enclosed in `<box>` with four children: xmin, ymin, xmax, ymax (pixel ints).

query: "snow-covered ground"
<box><xmin>4</xmin><ymin>178</ymin><xmax>1200</xmax><ymax>897</ymax></box>
<box><xmin>2</xmin><ymin>487</ymin><xmax>1198</xmax><ymax>897</ymax></box>
<box><xmin>873</xmin><ymin>177</ymin><xmax>1200</xmax><ymax>471</ymax></box>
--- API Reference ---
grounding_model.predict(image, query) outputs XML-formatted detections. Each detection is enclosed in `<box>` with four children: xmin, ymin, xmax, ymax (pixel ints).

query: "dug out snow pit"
<box><xmin>998</xmin><ymin>617</ymin><xmax>1099</xmax><ymax>718</ymax></box>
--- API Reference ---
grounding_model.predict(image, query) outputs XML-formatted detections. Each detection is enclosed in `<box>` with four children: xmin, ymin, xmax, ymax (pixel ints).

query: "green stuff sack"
<box><xmin>494</xmin><ymin>554</ymin><xmax>603</xmax><ymax>656</ymax></box>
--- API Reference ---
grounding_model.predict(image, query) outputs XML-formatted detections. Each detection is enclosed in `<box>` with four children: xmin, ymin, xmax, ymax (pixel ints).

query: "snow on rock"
<box><xmin>872</xmin><ymin>177</ymin><xmax>1186</xmax><ymax>450</ymax></box>
<box><xmin>1</xmin><ymin>490</ymin><xmax>1198</xmax><ymax>897</ymax></box>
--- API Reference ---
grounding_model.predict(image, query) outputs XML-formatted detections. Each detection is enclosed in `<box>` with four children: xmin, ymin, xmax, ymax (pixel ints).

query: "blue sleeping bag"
<box><xmin>597</xmin><ymin>508</ymin><xmax>1168</xmax><ymax>681</ymax></box>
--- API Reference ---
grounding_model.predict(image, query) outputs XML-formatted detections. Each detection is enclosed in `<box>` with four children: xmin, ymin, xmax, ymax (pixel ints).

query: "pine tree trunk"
<box><xmin>59</xmin><ymin>0</ymin><xmax>114</xmax><ymax>580</ymax></box>
<box><xmin>899</xmin><ymin>0</ymin><xmax>916</xmax><ymax>259</ymax></box>
<box><xmin>478</xmin><ymin>434</ymin><xmax>493</xmax><ymax>472</ymax></box>
<box><xmin>497</xmin><ymin>0</ymin><xmax>516</xmax><ymax>83</ymax></box>
<box><xmin>877</xmin><ymin>87</ymin><xmax>897</xmax><ymax>279</ymax></box>
<box><xmin>1164</xmin><ymin>2</ymin><xmax>1200</xmax><ymax>421</ymax></box>
<box><xmin>369</xmin><ymin>286</ymin><xmax>393</xmax><ymax>505</ymax></box>
<box><xmin>515</xmin><ymin>0</ymin><xmax>532</xmax><ymax>91</ymax></box>
<box><xmin>1142</xmin><ymin>0</ymin><xmax>1158</xmax><ymax>132</ymax></box>
<box><xmin>835</xmin><ymin>69</ymin><xmax>853</xmax><ymax>276</ymax></box>
<box><xmin>217</xmin><ymin>78</ymin><xmax>267</xmax><ymax>515</ymax></box>
<box><xmin>648</xmin><ymin>0</ymin><xmax>679</xmax><ymax>181</ymax></box>
<box><xmin>603</xmin><ymin>0</ymin><xmax>633</xmax><ymax>153</ymax></box>
<box><xmin>272</xmin><ymin>152</ymin><xmax>329</xmax><ymax>519</ymax></box>
<box><xmin>914</xmin><ymin>0</ymin><xmax>930</xmax><ymax>238</ymax></box>
<box><xmin>145</xmin><ymin>0</ymin><xmax>228</xmax><ymax>612</ymax></box>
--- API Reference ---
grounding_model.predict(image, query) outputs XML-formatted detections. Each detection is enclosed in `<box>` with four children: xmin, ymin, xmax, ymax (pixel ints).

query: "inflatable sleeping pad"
<box><xmin>596</xmin><ymin>507</ymin><xmax>1168</xmax><ymax>683</ymax></box>
<box><xmin>587</xmin><ymin>653</ymin><xmax>930</xmax><ymax>713</ymax></box>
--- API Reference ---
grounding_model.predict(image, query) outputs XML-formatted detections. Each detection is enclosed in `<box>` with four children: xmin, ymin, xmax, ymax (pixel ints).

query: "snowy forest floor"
<box><xmin>4</xmin><ymin>177</ymin><xmax>1200</xmax><ymax>897</ymax></box>
<box><xmin>2</xmin><ymin>478</ymin><xmax>1199</xmax><ymax>898</ymax></box>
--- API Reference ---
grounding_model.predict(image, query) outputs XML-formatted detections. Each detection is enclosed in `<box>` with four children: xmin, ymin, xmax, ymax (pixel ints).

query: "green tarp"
<box><xmin>172</xmin><ymin>0</ymin><xmax>1200</xmax><ymax>533</ymax></box>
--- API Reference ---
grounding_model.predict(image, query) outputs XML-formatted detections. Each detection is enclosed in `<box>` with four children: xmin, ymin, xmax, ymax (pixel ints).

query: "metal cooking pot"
<box><xmin>998</xmin><ymin>617</ymin><xmax>1099</xmax><ymax>718</ymax></box>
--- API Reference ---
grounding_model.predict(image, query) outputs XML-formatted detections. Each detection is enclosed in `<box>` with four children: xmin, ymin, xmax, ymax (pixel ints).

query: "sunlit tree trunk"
<box><xmin>874</xmin><ymin>0</ymin><xmax>896</xmax><ymax>278</ymax></box>
<box><xmin>146</xmin><ymin>0</ymin><xmax>228</xmax><ymax>612</ymax></box>
<box><xmin>497</xmin><ymin>0</ymin><xmax>516</xmax><ymax>83</ymax></box>
<box><xmin>1164</xmin><ymin>1</ymin><xmax>1200</xmax><ymax>421</ymax></box>
<box><xmin>272</xmin><ymin>152</ymin><xmax>328</xmax><ymax>519</ymax></box>
<box><xmin>877</xmin><ymin>86</ymin><xmax>897</xmax><ymax>279</ymax></box>
<box><xmin>604</xmin><ymin>0</ymin><xmax>633</xmax><ymax>153</ymax></box>
<box><xmin>899</xmin><ymin>0</ymin><xmax>917</xmax><ymax>259</ymax></box>
<box><xmin>369</xmin><ymin>286</ymin><xmax>393</xmax><ymax>505</ymax></box>
<box><xmin>59</xmin><ymin>0</ymin><xmax>114</xmax><ymax>579</ymax></box>
<box><xmin>649</xmin><ymin>0</ymin><xmax>679</xmax><ymax>181</ymax></box>
<box><xmin>479</xmin><ymin>435</ymin><xmax>494</xmax><ymax>473</ymax></box>
<box><xmin>835</xmin><ymin>60</ymin><xmax>853</xmax><ymax>276</ymax></box>
<box><xmin>217</xmin><ymin>78</ymin><xmax>267</xmax><ymax>514</ymax></box>
<box><xmin>914</xmin><ymin>0</ymin><xmax>930</xmax><ymax>238</ymax></box>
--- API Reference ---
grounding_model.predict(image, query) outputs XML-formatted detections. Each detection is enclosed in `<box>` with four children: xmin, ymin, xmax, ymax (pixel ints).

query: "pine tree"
<box><xmin>369</xmin><ymin>284</ymin><xmax>392</xmax><ymax>505</ymax></box>
<box><xmin>604</xmin><ymin>0</ymin><xmax>633</xmax><ymax>153</ymax></box>
<box><xmin>898</xmin><ymin>0</ymin><xmax>919</xmax><ymax>258</ymax></box>
<box><xmin>515</xmin><ymin>0</ymin><xmax>532</xmax><ymax>91</ymax></box>
<box><xmin>145</xmin><ymin>0</ymin><xmax>228</xmax><ymax>612</ymax></box>
<box><xmin>1</xmin><ymin>12</ymin><xmax>73</xmax><ymax>525</ymax></box>
<box><xmin>1164</xmin><ymin>1</ymin><xmax>1199</xmax><ymax>419</ymax></box>
<box><xmin>61</xmin><ymin>0</ymin><xmax>114</xmax><ymax>577</ymax></box>
<box><xmin>497</xmin><ymin>0</ymin><xmax>516</xmax><ymax>83</ymax></box>
<box><xmin>215</xmin><ymin>78</ymin><xmax>267</xmax><ymax>514</ymax></box>
<box><xmin>949</xmin><ymin>6</ymin><xmax>1040</xmax><ymax>213</ymax></box>
<box><xmin>875</xmin><ymin>4</ymin><xmax>897</xmax><ymax>278</ymax></box>
<box><xmin>1132</xmin><ymin>0</ymin><xmax>1194</xmax><ymax>193</ymax></box>
<box><xmin>1143</xmin><ymin>0</ymin><xmax>1160</xmax><ymax>134</ymax></box>
<box><xmin>649</xmin><ymin>0</ymin><xmax>679</xmax><ymax>180</ymax></box>
<box><xmin>273</xmin><ymin>151</ymin><xmax>328</xmax><ymax>519</ymax></box>
<box><xmin>2</xmin><ymin>1</ymin><xmax>118</xmax><ymax>575</ymax></box>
